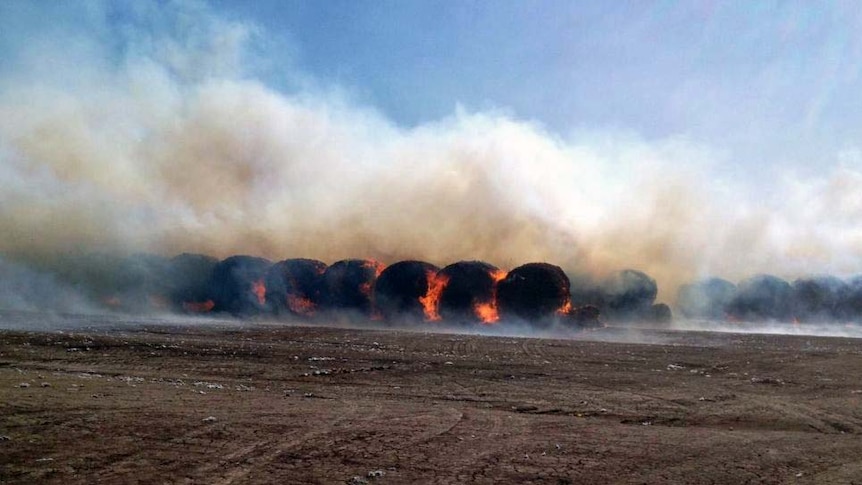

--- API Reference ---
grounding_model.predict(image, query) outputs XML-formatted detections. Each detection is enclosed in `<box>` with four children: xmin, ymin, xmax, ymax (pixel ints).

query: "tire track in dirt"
<box><xmin>200</xmin><ymin>397</ymin><xmax>366</xmax><ymax>484</ymax></box>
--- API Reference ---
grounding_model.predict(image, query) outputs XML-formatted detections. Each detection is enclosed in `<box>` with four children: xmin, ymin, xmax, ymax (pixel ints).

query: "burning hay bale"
<box><xmin>496</xmin><ymin>262</ymin><xmax>571</xmax><ymax>326</ymax></box>
<box><xmin>559</xmin><ymin>304</ymin><xmax>603</xmax><ymax>328</ymax></box>
<box><xmin>264</xmin><ymin>259</ymin><xmax>327</xmax><ymax>317</ymax></box>
<box><xmin>209</xmin><ymin>255</ymin><xmax>273</xmax><ymax>316</ymax></box>
<box><xmin>791</xmin><ymin>276</ymin><xmax>847</xmax><ymax>322</ymax></box>
<box><xmin>319</xmin><ymin>259</ymin><xmax>383</xmax><ymax>317</ymax></box>
<box><xmin>676</xmin><ymin>277</ymin><xmax>736</xmax><ymax>320</ymax></box>
<box><xmin>167</xmin><ymin>253</ymin><xmax>218</xmax><ymax>313</ymax></box>
<box><xmin>374</xmin><ymin>260</ymin><xmax>441</xmax><ymax>322</ymax></box>
<box><xmin>437</xmin><ymin>261</ymin><xmax>506</xmax><ymax>325</ymax></box>
<box><xmin>599</xmin><ymin>269</ymin><xmax>658</xmax><ymax>321</ymax></box>
<box><xmin>727</xmin><ymin>274</ymin><xmax>793</xmax><ymax>322</ymax></box>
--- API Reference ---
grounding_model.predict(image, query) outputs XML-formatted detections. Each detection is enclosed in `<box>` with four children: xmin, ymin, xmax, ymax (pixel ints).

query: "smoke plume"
<box><xmin>2</xmin><ymin>0</ymin><xmax>862</xmax><ymax>309</ymax></box>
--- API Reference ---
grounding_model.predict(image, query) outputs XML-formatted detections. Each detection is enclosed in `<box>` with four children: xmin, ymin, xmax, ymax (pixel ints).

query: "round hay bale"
<box><xmin>265</xmin><ymin>259</ymin><xmax>327</xmax><ymax>317</ymax></box>
<box><xmin>209</xmin><ymin>255</ymin><xmax>273</xmax><ymax>316</ymax></box>
<box><xmin>319</xmin><ymin>259</ymin><xmax>383</xmax><ymax>316</ymax></box>
<box><xmin>676</xmin><ymin>277</ymin><xmax>736</xmax><ymax>320</ymax></box>
<box><xmin>727</xmin><ymin>274</ymin><xmax>792</xmax><ymax>322</ymax></box>
<box><xmin>791</xmin><ymin>276</ymin><xmax>846</xmax><ymax>322</ymax></box>
<box><xmin>839</xmin><ymin>275</ymin><xmax>862</xmax><ymax>322</ymax></box>
<box><xmin>496</xmin><ymin>262</ymin><xmax>571</xmax><ymax>326</ymax></box>
<box><xmin>600</xmin><ymin>269</ymin><xmax>658</xmax><ymax>320</ymax></box>
<box><xmin>374</xmin><ymin>260</ymin><xmax>441</xmax><ymax>322</ymax></box>
<box><xmin>436</xmin><ymin>261</ymin><xmax>505</xmax><ymax>324</ymax></box>
<box><xmin>167</xmin><ymin>253</ymin><xmax>218</xmax><ymax>312</ymax></box>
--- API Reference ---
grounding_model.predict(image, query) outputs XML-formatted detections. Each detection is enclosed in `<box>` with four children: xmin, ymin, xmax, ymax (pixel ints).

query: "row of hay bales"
<box><xmin>50</xmin><ymin>253</ymin><xmax>673</xmax><ymax>328</ymax></box>
<box><xmin>677</xmin><ymin>275</ymin><xmax>862</xmax><ymax>323</ymax></box>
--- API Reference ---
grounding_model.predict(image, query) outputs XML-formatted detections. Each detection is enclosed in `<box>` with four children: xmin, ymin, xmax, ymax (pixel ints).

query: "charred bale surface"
<box><xmin>101</xmin><ymin>254</ymin><xmax>174</xmax><ymax>312</ymax></box>
<box><xmin>600</xmin><ymin>270</ymin><xmax>658</xmax><ymax>321</ymax></box>
<box><xmin>727</xmin><ymin>274</ymin><xmax>793</xmax><ymax>322</ymax></box>
<box><xmin>840</xmin><ymin>276</ymin><xmax>862</xmax><ymax>322</ymax></box>
<box><xmin>676</xmin><ymin>278</ymin><xmax>736</xmax><ymax>319</ymax></box>
<box><xmin>319</xmin><ymin>259</ymin><xmax>381</xmax><ymax>316</ymax></box>
<box><xmin>167</xmin><ymin>253</ymin><xmax>218</xmax><ymax>311</ymax></box>
<box><xmin>791</xmin><ymin>276</ymin><xmax>847</xmax><ymax>322</ymax></box>
<box><xmin>265</xmin><ymin>259</ymin><xmax>327</xmax><ymax>317</ymax></box>
<box><xmin>496</xmin><ymin>262</ymin><xmax>570</xmax><ymax>326</ymax></box>
<box><xmin>209</xmin><ymin>255</ymin><xmax>273</xmax><ymax>316</ymax></box>
<box><xmin>374</xmin><ymin>260</ymin><xmax>440</xmax><ymax>321</ymax></box>
<box><xmin>437</xmin><ymin>261</ymin><xmax>502</xmax><ymax>324</ymax></box>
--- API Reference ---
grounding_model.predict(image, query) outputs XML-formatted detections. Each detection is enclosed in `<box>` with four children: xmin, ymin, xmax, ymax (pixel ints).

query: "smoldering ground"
<box><xmin>3</xmin><ymin>1</ymin><xmax>862</xmax><ymax>330</ymax></box>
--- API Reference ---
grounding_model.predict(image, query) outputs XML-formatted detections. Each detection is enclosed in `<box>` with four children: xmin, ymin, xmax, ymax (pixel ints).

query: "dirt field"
<box><xmin>2</xmin><ymin>314</ymin><xmax>862</xmax><ymax>484</ymax></box>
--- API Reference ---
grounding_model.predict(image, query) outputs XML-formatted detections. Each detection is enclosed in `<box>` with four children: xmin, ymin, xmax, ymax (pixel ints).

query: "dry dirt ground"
<box><xmin>2</xmin><ymin>315</ymin><xmax>862</xmax><ymax>484</ymax></box>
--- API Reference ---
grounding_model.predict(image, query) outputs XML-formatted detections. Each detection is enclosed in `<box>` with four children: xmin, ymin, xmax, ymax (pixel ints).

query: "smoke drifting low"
<box><xmin>2</xmin><ymin>1</ymin><xmax>862</xmax><ymax>310</ymax></box>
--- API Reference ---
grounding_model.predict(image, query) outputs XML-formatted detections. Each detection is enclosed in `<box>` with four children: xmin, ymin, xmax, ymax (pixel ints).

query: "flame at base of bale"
<box><xmin>374</xmin><ymin>260</ymin><xmax>440</xmax><ymax>322</ymax></box>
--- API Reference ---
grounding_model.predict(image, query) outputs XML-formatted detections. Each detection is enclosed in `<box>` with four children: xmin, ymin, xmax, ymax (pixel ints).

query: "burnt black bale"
<box><xmin>791</xmin><ymin>276</ymin><xmax>847</xmax><ymax>322</ymax></box>
<box><xmin>167</xmin><ymin>253</ymin><xmax>218</xmax><ymax>311</ymax></box>
<box><xmin>209</xmin><ymin>255</ymin><xmax>273</xmax><ymax>316</ymax></box>
<box><xmin>110</xmin><ymin>253</ymin><xmax>174</xmax><ymax>311</ymax></box>
<box><xmin>647</xmin><ymin>303</ymin><xmax>673</xmax><ymax>324</ymax></box>
<box><xmin>840</xmin><ymin>276</ymin><xmax>862</xmax><ymax>323</ymax></box>
<box><xmin>374</xmin><ymin>260</ymin><xmax>440</xmax><ymax>322</ymax></box>
<box><xmin>319</xmin><ymin>259</ymin><xmax>381</xmax><ymax>316</ymax></box>
<box><xmin>727</xmin><ymin>274</ymin><xmax>793</xmax><ymax>322</ymax></box>
<box><xmin>496</xmin><ymin>262</ymin><xmax>571</xmax><ymax>327</ymax></box>
<box><xmin>676</xmin><ymin>277</ymin><xmax>736</xmax><ymax>319</ymax></box>
<box><xmin>600</xmin><ymin>270</ymin><xmax>658</xmax><ymax>321</ymax></box>
<box><xmin>437</xmin><ymin>261</ymin><xmax>503</xmax><ymax>324</ymax></box>
<box><xmin>264</xmin><ymin>259</ymin><xmax>327</xmax><ymax>317</ymax></box>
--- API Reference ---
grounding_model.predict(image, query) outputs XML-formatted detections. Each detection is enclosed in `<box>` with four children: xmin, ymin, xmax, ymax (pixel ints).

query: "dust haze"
<box><xmin>2</xmin><ymin>1</ymin><xmax>862</xmax><ymax>309</ymax></box>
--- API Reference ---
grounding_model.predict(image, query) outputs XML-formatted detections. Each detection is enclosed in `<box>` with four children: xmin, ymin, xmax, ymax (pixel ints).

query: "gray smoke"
<box><xmin>2</xmin><ymin>0</ymin><xmax>862</xmax><ymax>312</ymax></box>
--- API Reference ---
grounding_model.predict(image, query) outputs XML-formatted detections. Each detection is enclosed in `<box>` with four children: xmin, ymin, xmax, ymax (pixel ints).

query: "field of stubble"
<box><xmin>2</xmin><ymin>314</ymin><xmax>862</xmax><ymax>484</ymax></box>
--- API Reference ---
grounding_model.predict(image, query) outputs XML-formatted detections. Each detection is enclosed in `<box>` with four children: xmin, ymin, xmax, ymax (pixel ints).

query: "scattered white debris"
<box><xmin>235</xmin><ymin>384</ymin><xmax>254</xmax><ymax>392</ymax></box>
<box><xmin>367</xmin><ymin>469</ymin><xmax>385</xmax><ymax>478</ymax></box>
<box><xmin>444</xmin><ymin>361</ymin><xmax>454</xmax><ymax>365</ymax></box>
<box><xmin>666</xmin><ymin>364</ymin><xmax>685</xmax><ymax>370</ymax></box>
<box><xmin>348</xmin><ymin>475</ymin><xmax>369</xmax><ymax>484</ymax></box>
<box><xmin>35</xmin><ymin>457</ymin><xmax>53</xmax><ymax>462</ymax></box>
<box><xmin>202</xmin><ymin>416</ymin><xmax>217</xmax><ymax>423</ymax></box>
<box><xmin>18</xmin><ymin>382</ymin><xmax>30</xmax><ymax>388</ymax></box>
<box><xmin>0</xmin><ymin>435</ymin><xmax>10</xmax><ymax>441</ymax></box>
<box><xmin>308</xmin><ymin>357</ymin><xmax>335</xmax><ymax>361</ymax></box>
<box><xmin>40</xmin><ymin>382</ymin><xmax>51</xmax><ymax>388</ymax></box>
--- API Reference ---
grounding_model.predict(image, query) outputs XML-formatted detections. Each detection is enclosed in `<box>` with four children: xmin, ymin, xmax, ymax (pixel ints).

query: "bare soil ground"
<box><xmin>2</xmin><ymin>315</ymin><xmax>862</xmax><ymax>484</ymax></box>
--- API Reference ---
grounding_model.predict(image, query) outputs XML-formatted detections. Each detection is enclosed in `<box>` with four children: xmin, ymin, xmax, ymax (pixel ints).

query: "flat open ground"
<box><xmin>2</xmin><ymin>314</ymin><xmax>862</xmax><ymax>484</ymax></box>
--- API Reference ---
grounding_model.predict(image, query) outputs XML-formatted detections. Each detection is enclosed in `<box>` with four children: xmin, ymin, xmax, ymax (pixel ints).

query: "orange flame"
<box><xmin>287</xmin><ymin>294</ymin><xmax>316</xmax><ymax>316</ymax></box>
<box><xmin>557</xmin><ymin>299</ymin><xmax>574</xmax><ymax>316</ymax></box>
<box><xmin>472</xmin><ymin>269</ymin><xmax>507</xmax><ymax>324</ymax></box>
<box><xmin>252</xmin><ymin>279</ymin><xmax>266</xmax><ymax>305</ymax></box>
<box><xmin>474</xmin><ymin>302</ymin><xmax>499</xmax><ymax>324</ymax></box>
<box><xmin>183</xmin><ymin>300</ymin><xmax>215</xmax><ymax>313</ymax></box>
<box><xmin>420</xmin><ymin>271</ymin><xmax>450</xmax><ymax>321</ymax></box>
<box><xmin>359</xmin><ymin>282</ymin><xmax>373</xmax><ymax>297</ymax></box>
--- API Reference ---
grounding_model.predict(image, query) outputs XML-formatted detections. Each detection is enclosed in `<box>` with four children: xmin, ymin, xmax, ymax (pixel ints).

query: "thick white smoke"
<box><xmin>2</xmin><ymin>0</ymin><xmax>862</xmax><ymax>306</ymax></box>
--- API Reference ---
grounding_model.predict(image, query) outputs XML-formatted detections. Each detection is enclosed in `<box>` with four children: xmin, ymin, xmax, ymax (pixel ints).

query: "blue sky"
<box><xmin>202</xmin><ymin>1</ymin><xmax>862</xmax><ymax>173</ymax></box>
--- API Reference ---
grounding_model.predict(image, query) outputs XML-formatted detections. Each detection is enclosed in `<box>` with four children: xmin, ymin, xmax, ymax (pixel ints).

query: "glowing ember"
<box><xmin>420</xmin><ymin>271</ymin><xmax>450</xmax><ymax>321</ymax></box>
<box><xmin>252</xmin><ymin>280</ymin><xmax>266</xmax><ymax>305</ymax></box>
<box><xmin>103</xmin><ymin>296</ymin><xmax>121</xmax><ymax>308</ymax></box>
<box><xmin>183</xmin><ymin>300</ymin><xmax>215</xmax><ymax>312</ymax></box>
<box><xmin>556</xmin><ymin>300</ymin><xmax>574</xmax><ymax>315</ymax></box>
<box><xmin>363</xmin><ymin>259</ymin><xmax>386</xmax><ymax>277</ymax></box>
<box><xmin>287</xmin><ymin>294</ymin><xmax>317</xmax><ymax>315</ymax></box>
